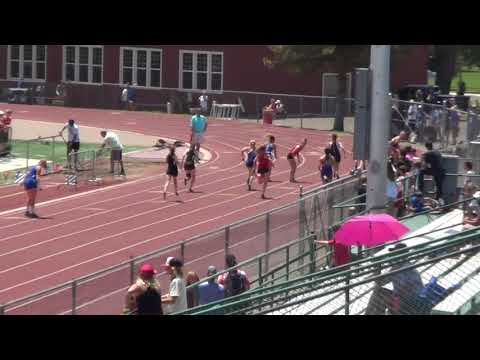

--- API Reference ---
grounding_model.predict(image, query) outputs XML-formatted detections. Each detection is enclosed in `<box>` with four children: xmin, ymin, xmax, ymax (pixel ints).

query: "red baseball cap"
<box><xmin>139</xmin><ymin>263</ymin><xmax>157</xmax><ymax>275</ymax></box>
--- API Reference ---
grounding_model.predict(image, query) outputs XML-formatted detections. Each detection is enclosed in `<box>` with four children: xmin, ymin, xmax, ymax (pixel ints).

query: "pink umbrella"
<box><xmin>334</xmin><ymin>214</ymin><xmax>410</xmax><ymax>246</ymax></box>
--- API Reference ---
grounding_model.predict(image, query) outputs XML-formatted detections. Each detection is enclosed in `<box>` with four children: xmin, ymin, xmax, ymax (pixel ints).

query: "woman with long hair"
<box><xmin>23</xmin><ymin>159</ymin><xmax>48</xmax><ymax>218</ymax></box>
<box><xmin>319</xmin><ymin>147</ymin><xmax>335</xmax><ymax>184</ymax></box>
<box><xmin>181</xmin><ymin>145</ymin><xmax>199</xmax><ymax>193</ymax></box>
<box><xmin>241</xmin><ymin>140</ymin><xmax>257</xmax><ymax>191</ymax></box>
<box><xmin>185</xmin><ymin>271</ymin><xmax>200</xmax><ymax>309</ymax></box>
<box><xmin>255</xmin><ymin>145</ymin><xmax>273</xmax><ymax>199</ymax></box>
<box><xmin>287</xmin><ymin>138</ymin><xmax>307</xmax><ymax>183</ymax></box>
<box><xmin>163</xmin><ymin>145</ymin><xmax>180</xmax><ymax>200</ymax></box>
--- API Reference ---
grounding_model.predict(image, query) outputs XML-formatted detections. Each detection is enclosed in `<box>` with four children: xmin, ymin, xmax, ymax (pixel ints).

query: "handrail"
<box><xmin>178</xmin><ymin>225</ymin><xmax>480</xmax><ymax>315</ymax></box>
<box><xmin>184</xmin><ymin>231</ymin><xmax>480</xmax><ymax>315</ymax></box>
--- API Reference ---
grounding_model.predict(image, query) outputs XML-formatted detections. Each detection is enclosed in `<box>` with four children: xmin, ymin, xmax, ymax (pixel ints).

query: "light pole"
<box><xmin>366</xmin><ymin>45</ymin><xmax>391</xmax><ymax>213</ymax></box>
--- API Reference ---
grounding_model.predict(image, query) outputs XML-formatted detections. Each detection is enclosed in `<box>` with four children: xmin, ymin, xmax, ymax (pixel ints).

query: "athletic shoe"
<box><xmin>248</xmin><ymin>184</ymin><xmax>252</xmax><ymax>191</ymax></box>
<box><xmin>184</xmin><ymin>178</ymin><xmax>188</xmax><ymax>186</ymax></box>
<box><xmin>25</xmin><ymin>212</ymin><xmax>32</xmax><ymax>218</ymax></box>
<box><xmin>30</xmin><ymin>213</ymin><xmax>39</xmax><ymax>219</ymax></box>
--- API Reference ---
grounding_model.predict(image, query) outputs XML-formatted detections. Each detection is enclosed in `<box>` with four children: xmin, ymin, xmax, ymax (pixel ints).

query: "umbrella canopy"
<box><xmin>334</xmin><ymin>214</ymin><xmax>410</xmax><ymax>246</ymax></box>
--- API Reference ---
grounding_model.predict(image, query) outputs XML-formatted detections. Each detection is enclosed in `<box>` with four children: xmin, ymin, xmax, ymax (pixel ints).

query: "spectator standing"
<box><xmin>161</xmin><ymin>257</ymin><xmax>188</xmax><ymax>314</ymax></box>
<box><xmin>127</xmin><ymin>83</ymin><xmax>137</xmax><ymax>111</ymax></box>
<box><xmin>198</xmin><ymin>266</ymin><xmax>225</xmax><ymax>308</ymax></box>
<box><xmin>100</xmin><ymin>130</ymin><xmax>126</xmax><ymax>176</ymax></box>
<box><xmin>124</xmin><ymin>263</ymin><xmax>163</xmax><ymax>315</ymax></box>
<box><xmin>218</xmin><ymin>254</ymin><xmax>250</xmax><ymax>298</ymax></box>
<box><xmin>185</xmin><ymin>271</ymin><xmax>200</xmax><ymax>309</ymax></box>
<box><xmin>418</xmin><ymin>142</ymin><xmax>445</xmax><ymax>202</ymax></box>
<box><xmin>315</xmin><ymin>239</ymin><xmax>351</xmax><ymax>267</ymax></box>
<box><xmin>199</xmin><ymin>92</ymin><xmax>209</xmax><ymax>114</ymax></box>
<box><xmin>446</xmin><ymin>104</ymin><xmax>460</xmax><ymax>146</ymax></box>
<box><xmin>190</xmin><ymin>109</ymin><xmax>208</xmax><ymax>154</ymax></box>
<box><xmin>59</xmin><ymin>119</ymin><xmax>81</xmax><ymax>170</ymax></box>
<box><xmin>0</xmin><ymin>110</ymin><xmax>8</xmax><ymax>146</ymax></box>
<box><xmin>328</xmin><ymin>134</ymin><xmax>348</xmax><ymax>180</ymax></box>
<box><xmin>121</xmin><ymin>84</ymin><xmax>129</xmax><ymax>110</ymax></box>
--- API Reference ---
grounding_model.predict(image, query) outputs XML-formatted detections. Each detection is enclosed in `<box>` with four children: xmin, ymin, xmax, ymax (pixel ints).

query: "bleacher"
<box><xmin>177</xmin><ymin>207</ymin><xmax>480</xmax><ymax>315</ymax></box>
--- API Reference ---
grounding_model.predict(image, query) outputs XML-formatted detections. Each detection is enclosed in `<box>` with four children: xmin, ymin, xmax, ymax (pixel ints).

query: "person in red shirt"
<box><xmin>287</xmin><ymin>138</ymin><xmax>307</xmax><ymax>183</ymax></box>
<box><xmin>2</xmin><ymin>109</ymin><xmax>13</xmax><ymax>127</ymax></box>
<box><xmin>315</xmin><ymin>239</ymin><xmax>351</xmax><ymax>267</ymax></box>
<box><xmin>255</xmin><ymin>145</ymin><xmax>273</xmax><ymax>199</ymax></box>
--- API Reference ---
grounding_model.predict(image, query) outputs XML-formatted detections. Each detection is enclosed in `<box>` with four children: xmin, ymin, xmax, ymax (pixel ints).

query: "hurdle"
<box><xmin>210</xmin><ymin>103</ymin><xmax>242</xmax><ymax>120</ymax></box>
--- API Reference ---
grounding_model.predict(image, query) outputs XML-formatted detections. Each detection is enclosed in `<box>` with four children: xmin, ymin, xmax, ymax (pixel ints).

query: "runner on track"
<box><xmin>328</xmin><ymin>133</ymin><xmax>349</xmax><ymax>180</ymax></box>
<box><xmin>181</xmin><ymin>145</ymin><xmax>199</xmax><ymax>193</ymax></box>
<box><xmin>255</xmin><ymin>145</ymin><xmax>273</xmax><ymax>199</ymax></box>
<box><xmin>264</xmin><ymin>134</ymin><xmax>277</xmax><ymax>181</ymax></box>
<box><xmin>287</xmin><ymin>138</ymin><xmax>307</xmax><ymax>183</ymax></box>
<box><xmin>241</xmin><ymin>140</ymin><xmax>257</xmax><ymax>191</ymax></box>
<box><xmin>319</xmin><ymin>147</ymin><xmax>335</xmax><ymax>184</ymax></box>
<box><xmin>23</xmin><ymin>159</ymin><xmax>48</xmax><ymax>218</ymax></box>
<box><xmin>163</xmin><ymin>145</ymin><xmax>180</xmax><ymax>200</ymax></box>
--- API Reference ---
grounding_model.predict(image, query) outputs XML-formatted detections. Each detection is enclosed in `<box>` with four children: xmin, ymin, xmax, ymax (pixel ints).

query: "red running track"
<box><xmin>0</xmin><ymin>103</ymin><xmax>354</xmax><ymax>314</ymax></box>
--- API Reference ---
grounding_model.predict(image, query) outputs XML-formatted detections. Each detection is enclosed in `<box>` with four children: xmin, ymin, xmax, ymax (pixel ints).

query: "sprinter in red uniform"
<box><xmin>255</xmin><ymin>145</ymin><xmax>273</xmax><ymax>200</ymax></box>
<box><xmin>287</xmin><ymin>138</ymin><xmax>307</xmax><ymax>183</ymax></box>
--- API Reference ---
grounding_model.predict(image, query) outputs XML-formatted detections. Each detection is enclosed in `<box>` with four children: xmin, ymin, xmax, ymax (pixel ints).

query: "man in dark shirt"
<box><xmin>418</xmin><ymin>142</ymin><xmax>444</xmax><ymax>200</ymax></box>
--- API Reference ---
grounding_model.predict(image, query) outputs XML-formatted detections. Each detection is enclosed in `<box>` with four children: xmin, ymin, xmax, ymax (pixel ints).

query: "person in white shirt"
<box><xmin>100</xmin><ymin>130</ymin><xmax>126</xmax><ymax>176</ymax></box>
<box><xmin>161</xmin><ymin>257</ymin><xmax>188</xmax><ymax>314</ymax></box>
<box><xmin>59</xmin><ymin>119</ymin><xmax>81</xmax><ymax>170</ymax></box>
<box><xmin>199</xmin><ymin>92</ymin><xmax>209</xmax><ymax>114</ymax></box>
<box><xmin>121</xmin><ymin>84</ymin><xmax>129</xmax><ymax>110</ymax></box>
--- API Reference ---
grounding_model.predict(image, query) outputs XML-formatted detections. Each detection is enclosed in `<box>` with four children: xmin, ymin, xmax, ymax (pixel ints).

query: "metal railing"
<box><xmin>0</xmin><ymin>173</ymin><xmax>361</xmax><ymax>315</ymax></box>
<box><xmin>178</xmin><ymin>222</ymin><xmax>480</xmax><ymax>315</ymax></box>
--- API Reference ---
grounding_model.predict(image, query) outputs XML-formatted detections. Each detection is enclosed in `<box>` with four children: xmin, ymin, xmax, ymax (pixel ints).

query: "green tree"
<box><xmin>265</xmin><ymin>45</ymin><xmax>410</xmax><ymax>131</ymax></box>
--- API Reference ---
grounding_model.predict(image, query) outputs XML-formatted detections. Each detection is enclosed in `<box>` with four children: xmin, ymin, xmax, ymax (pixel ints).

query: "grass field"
<box><xmin>451</xmin><ymin>71</ymin><xmax>480</xmax><ymax>93</ymax></box>
<box><xmin>10</xmin><ymin>140</ymin><xmax>147</xmax><ymax>162</ymax></box>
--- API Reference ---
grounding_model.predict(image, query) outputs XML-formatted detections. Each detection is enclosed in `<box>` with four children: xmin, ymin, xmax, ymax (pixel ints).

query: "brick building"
<box><xmin>0</xmin><ymin>45</ymin><xmax>428</xmax><ymax>112</ymax></box>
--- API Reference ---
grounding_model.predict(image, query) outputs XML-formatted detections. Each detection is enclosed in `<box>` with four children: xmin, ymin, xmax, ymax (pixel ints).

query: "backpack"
<box><xmin>136</xmin><ymin>286</ymin><xmax>163</xmax><ymax>315</ymax></box>
<box><xmin>225</xmin><ymin>270</ymin><xmax>246</xmax><ymax>297</ymax></box>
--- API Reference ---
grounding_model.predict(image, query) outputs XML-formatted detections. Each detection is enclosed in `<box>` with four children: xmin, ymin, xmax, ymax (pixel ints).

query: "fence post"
<box><xmin>71</xmin><ymin>280</ymin><xmax>77</xmax><ymax>315</ymax></box>
<box><xmin>265</xmin><ymin>212</ymin><xmax>271</xmax><ymax>273</ymax></box>
<box><xmin>180</xmin><ymin>242</ymin><xmax>186</xmax><ymax>264</ymax></box>
<box><xmin>308</xmin><ymin>235</ymin><xmax>315</xmax><ymax>274</ymax></box>
<box><xmin>129</xmin><ymin>256</ymin><xmax>135</xmax><ymax>285</ymax></box>
<box><xmin>298</xmin><ymin>186</ymin><xmax>306</xmax><ymax>275</ymax></box>
<box><xmin>26</xmin><ymin>140</ymin><xmax>30</xmax><ymax>170</ymax></box>
<box><xmin>300</xmin><ymin>96</ymin><xmax>304</xmax><ymax>129</ymax></box>
<box><xmin>286</xmin><ymin>246</ymin><xmax>290</xmax><ymax>281</ymax></box>
<box><xmin>255</xmin><ymin>94</ymin><xmax>260</xmax><ymax>123</ymax></box>
<box><xmin>51</xmin><ymin>136</ymin><xmax>56</xmax><ymax>167</ymax></box>
<box><xmin>92</xmin><ymin>149</ymin><xmax>97</xmax><ymax>180</ymax></box>
<box><xmin>224</xmin><ymin>226</ymin><xmax>230</xmax><ymax>266</ymax></box>
<box><xmin>258</xmin><ymin>257</ymin><xmax>263</xmax><ymax>286</ymax></box>
<box><xmin>345</xmin><ymin>274</ymin><xmax>350</xmax><ymax>315</ymax></box>
<box><xmin>0</xmin><ymin>304</ymin><xmax>4</xmax><ymax>315</ymax></box>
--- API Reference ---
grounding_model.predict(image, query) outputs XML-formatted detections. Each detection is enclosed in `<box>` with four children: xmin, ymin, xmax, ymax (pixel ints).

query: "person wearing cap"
<box><xmin>198</xmin><ymin>266</ymin><xmax>225</xmax><ymax>309</ymax></box>
<box><xmin>59</xmin><ymin>119</ymin><xmax>81</xmax><ymax>170</ymax></box>
<box><xmin>161</xmin><ymin>257</ymin><xmax>188</xmax><ymax>314</ymax></box>
<box><xmin>100</xmin><ymin>130</ymin><xmax>126</xmax><ymax>176</ymax></box>
<box><xmin>23</xmin><ymin>160</ymin><xmax>48</xmax><ymax>218</ymax></box>
<box><xmin>124</xmin><ymin>263</ymin><xmax>163</xmax><ymax>315</ymax></box>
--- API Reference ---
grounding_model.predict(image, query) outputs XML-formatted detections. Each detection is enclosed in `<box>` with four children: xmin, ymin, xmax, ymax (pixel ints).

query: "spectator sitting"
<box><xmin>464</xmin><ymin>161</ymin><xmax>475</xmax><ymax>184</ymax></box>
<box><xmin>124</xmin><ymin>263</ymin><xmax>163</xmax><ymax>315</ymax></box>
<box><xmin>198</xmin><ymin>266</ymin><xmax>225</xmax><ymax>313</ymax></box>
<box><xmin>409</xmin><ymin>192</ymin><xmax>431</xmax><ymax>213</ymax></box>
<box><xmin>390</xmin><ymin>131</ymin><xmax>408</xmax><ymax>147</ymax></box>
<box><xmin>464</xmin><ymin>209</ymin><xmax>480</xmax><ymax>227</ymax></box>
<box><xmin>218</xmin><ymin>254</ymin><xmax>250</xmax><ymax>298</ymax></box>
<box><xmin>161</xmin><ymin>257</ymin><xmax>188</xmax><ymax>314</ymax></box>
<box><xmin>185</xmin><ymin>271</ymin><xmax>200</xmax><ymax>309</ymax></box>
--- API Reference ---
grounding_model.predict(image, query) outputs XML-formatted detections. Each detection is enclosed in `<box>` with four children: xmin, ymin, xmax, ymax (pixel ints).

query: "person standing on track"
<box><xmin>328</xmin><ymin>133</ymin><xmax>348</xmax><ymax>180</ymax></box>
<box><xmin>163</xmin><ymin>145</ymin><xmax>180</xmax><ymax>200</ymax></box>
<box><xmin>264</xmin><ymin>134</ymin><xmax>277</xmax><ymax>181</ymax></box>
<box><xmin>241</xmin><ymin>140</ymin><xmax>257</xmax><ymax>191</ymax></box>
<box><xmin>100</xmin><ymin>130</ymin><xmax>126</xmax><ymax>176</ymax></box>
<box><xmin>191</xmin><ymin>109</ymin><xmax>208</xmax><ymax>155</ymax></box>
<box><xmin>23</xmin><ymin>159</ymin><xmax>48</xmax><ymax>218</ymax></box>
<box><xmin>181</xmin><ymin>145</ymin><xmax>199</xmax><ymax>193</ymax></box>
<box><xmin>287</xmin><ymin>138</ymin><xmax>307</xmax><ymax>183</ymax></box>
<box><xmin>319</xmin><ymin>147</ymin><xmax>335</xmax><ymax>184</ymax></box>
<box><xmin>255</xmin><ymin>145</ymin><xmax>273</xmax><ymax>199</ymax></box>
<box><xmin>59</xmin><ymin>119</ymin><xmax>80</xmax><ymax>170</ymax></box>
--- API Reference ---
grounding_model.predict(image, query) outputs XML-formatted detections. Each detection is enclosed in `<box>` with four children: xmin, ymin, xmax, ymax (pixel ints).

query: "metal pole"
<box><xmin>0</xmin><ymin>304</ymin><xmax>4</xmax><ymax>315</ymax></box>
<box><xmin>180</xmin><ymin>242</ymin><xmax>186</xmax><ymax>264</ymax></box>
<box><xmin>129</xmin><ymin>256</ymin><xmax>135</xmax><ymax>285</ymax></box>
<box><xmin>26</xmin><ymin>140</ymin><xmax>30</xmax><ymax>169</ymax></box>
<box><xmin>285</xmin><ymin>246</ymin><xmax>290</xmax><ymax>281</ymax></box>
<box><xmin>258</xmin><ymin>257</ymin><xmax>263</xmax><ymax>286</ymax></box>
<box><xmin>224</xmin><ymin>226</ymin><xmax>230</xmax><ymax>267</ymax></box>
<box><xmin>265</xmin><ymin>212</ymin><xmax>271</xmax><ymax>273</ymax></box>
<box><xmin>71</xmin><ymin>280</ymin><xmax>77</xmax><ymax>315</ymax></box>
<box><xmin>51</xmin><ymin>136</ymin><xmax>56</xmax><ymax>169</ymax></box>
<box><xmin>345</xmin><ymin>275</ymin><xmax>350</xmax><ymax>315</ymax></box>
<box><xmin>366</xmin><ymin>45</ymin><xmax>391</xmax><ymax>213</ymax></box>
<box><xmin>300</xmin><ymin>96</ymin><xmax>304</xmax><ymax>129</ymax></box>
<box><xmin>298</xmin><ymin>186</ymin><xmax>306</xmax><ymax>274</ymax></box>
<box><xmin>92</xmin><ymin>150</ymin><xmax>97</xmax><ymax>181</ymax></box>
<box><xmin>256</xmin><ymin>94</ymin><xmax>260</xmax><ymax>123</ymax></box>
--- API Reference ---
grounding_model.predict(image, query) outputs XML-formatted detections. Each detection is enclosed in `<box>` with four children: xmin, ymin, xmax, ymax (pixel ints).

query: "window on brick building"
<box><xmin>179</xmin><ymin>51</ymin><xmax>223</xmax><ymax>92</ymax></box>
<box><xmin>119</xmin><ymin>47</ymin><xmax>162</xmax><ymax>88</ymax></box>
<box><xmin>8</xmin><ymin>45</ymin><xmax>47</xmax><ymax>81</ymax></box>
<box><xmin>63</xmin><ymin>45</ymin><xmax>103</xmax><ymax>84</ymax></box>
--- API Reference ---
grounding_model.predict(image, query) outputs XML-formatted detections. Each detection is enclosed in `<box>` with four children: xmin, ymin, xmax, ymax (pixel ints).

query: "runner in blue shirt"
<box><xmin>23</xmin><ymin>160</ymin><xmax>48</xmax><ymax>218</ymax></box>
<box><xmin>241</xmin><ymin>140</ymin><xmax>257</xmax><ymax>191</ymax></box>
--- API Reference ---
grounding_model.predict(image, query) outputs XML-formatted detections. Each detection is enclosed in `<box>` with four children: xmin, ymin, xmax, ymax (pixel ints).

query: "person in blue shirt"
<box><xmin>127</xmin><ymin>83</ymin><xmax>137</xmax><ymax>111</ymax></box>
<box><xmin>410</xmin><ymin>192</ymin><xmax>430</xmax><ymax>213</ymax></box>
<box><xmin>241</xmin><ymin>140</ymin><xmax>257</xmax><ymax>191</ymax></box>
<box><xmin>198</xmin><ymin>266</ymin><xmax>225</xmax><ymax>314</ymax></box>
<box><xmin>190</xmin><ymin>110</ymin><xmax>208</xmax><ymax>154</ymax></box>
<box><xmin>23</xmin><ymin>160</ymin><xmax>48</xmax><ymax>218</ymax></box>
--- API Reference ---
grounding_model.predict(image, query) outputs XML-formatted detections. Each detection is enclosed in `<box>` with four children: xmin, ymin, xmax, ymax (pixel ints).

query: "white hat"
<box><xmin>0</xmin><ymin>111</ymin><xmax>4</xmax><ymax>115</ymax></box>
<box><xmin>473</xmin><ymin>191</ymin><xmax>480</xmax><ymax>199</ymax></box>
